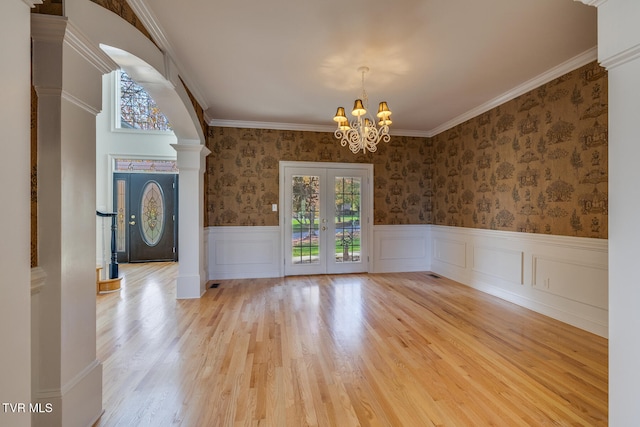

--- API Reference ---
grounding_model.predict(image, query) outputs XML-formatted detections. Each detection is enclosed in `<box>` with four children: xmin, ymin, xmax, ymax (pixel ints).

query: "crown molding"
<box><xmin>31</xmin><ymin>13</ymin><xmax>67</xmax><ymax>42</ymax></box>
<box><xmin>600</xmin><ymin>44</ymin><xmax>640</xmax><ymax>70</ymax></box>
<box><xmin>126</xmin><ymin>0</ymin><xmax>209</xmax><ymax>110</ymax></box>
<box><xmin>208</xmin><ymin>119</ymin><xmax>432</xmax><ymax>138</ymax></box>
<box><xmin>31</xmin><ymin>14</ymin><xmax>117</xmax><ymax>75</ymax></box>
<box><xmin>428</xmin><ymin>46</ymin><xmax>598</xmax><ymax>136</ymax></box>
<box><xmin>62</xmin><ymin>90</ymin><xmax>101</xmax><ymax>116</ymax></box>
<box><xmin>209</xmin><ymin>120</ymin><xmax>337</xmax><ymax>133</ymax></box>
<box><xmin>391</xmin><ymin>129</ymin><xmax>432</xmax><ymax>138</ymax></box>
<box><xmin>23</xmin><ymin>0</ymin><xmax>43</xmax><ymax>7</ymax></box>
<box><xmin>573</xmin><ymin>0</ymin><xmax>608</xmax><ymax>7</ymax></box>
<box><xmin>65</xmin><ymin>21</ymin><xmax>119</xmax><ymax>75</ymax></box>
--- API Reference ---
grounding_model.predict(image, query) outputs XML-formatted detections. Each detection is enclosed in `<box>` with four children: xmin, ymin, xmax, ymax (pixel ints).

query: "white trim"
<box><xmin>209</xmin><ymin>119</ymin><xmax>432</xmax><ymax>138</ymax></box>
<box><xmin>32</xmin><ymin>360</ymin><xmax>101</xmax><ymax>400</ymax></box>
<box><xmin>127</xmin><ymin>0</ymin><xmax>209</xmax><ymax>110</ymax></box>
<box><xmin>574</xmin><ymin>0</ymin><xmax>608</xmax><ymax>6</ymax></box>
<box><xmin>62</xmin><ymin>90</ymin><xmax>101</xmax><ymax>116</ymax></box>
<box><xmin>210</xmin><ymin>119</ymin><xmax>334</xmax><ymax>133</ymax></box>
<box><xmin>203</xmin><ymin>222</ymin><xmax>607</xmax><ymax>336</ymax></box>
<box><xmin>65</xmin><ymin>21</ymin><xmax>118</xmax><ymax>75</ymax></box>
<box><xmin>31</xmin><ymin>13</ymin><xmax>67</xmax><ymax>41</ymax></box>
<box><xmin>600</xmin><ymin>43</ymin><xmax>640</xmax><ymax>70</ymax></box>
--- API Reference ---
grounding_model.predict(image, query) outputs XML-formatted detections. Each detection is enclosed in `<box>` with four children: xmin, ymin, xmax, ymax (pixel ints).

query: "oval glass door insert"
<box><xmin>140</xmin><ymin>180</ymin><xmax>165</xmax><ymax>246</ymax></box>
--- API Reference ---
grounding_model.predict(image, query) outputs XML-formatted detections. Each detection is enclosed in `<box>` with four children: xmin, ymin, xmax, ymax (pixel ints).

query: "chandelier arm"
<box><xmin>333</xmin><ymin>66</ymin><xmax>390</xmax><ymax>154</ymax></box>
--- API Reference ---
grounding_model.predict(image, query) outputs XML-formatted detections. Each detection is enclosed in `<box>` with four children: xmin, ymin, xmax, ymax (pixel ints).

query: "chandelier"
<box><xmin>333</xmin><ymin>66</ymin><xmax>392</xmax><ymax>154</ymax></box>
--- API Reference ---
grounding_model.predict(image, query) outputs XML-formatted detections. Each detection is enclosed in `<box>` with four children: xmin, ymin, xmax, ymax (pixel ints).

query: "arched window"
<box><xmin>118</xmin><ymin>70</ymin><xmax>172</xmax><ymax>132</ymax></box>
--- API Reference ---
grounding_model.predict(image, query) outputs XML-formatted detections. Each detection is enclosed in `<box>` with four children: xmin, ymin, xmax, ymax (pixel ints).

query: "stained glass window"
<box><xmin>119</xmin><ymin>70</ymin><xmax>172</xmax><ymax>131</ymax></box>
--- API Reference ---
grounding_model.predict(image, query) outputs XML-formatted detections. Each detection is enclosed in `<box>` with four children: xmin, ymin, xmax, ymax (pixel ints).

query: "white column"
<box><xmin>31</xmin><ymin>13</ymin><xmax>112</xmax><ymax>427</ymax></box>
<box><xmin>0</xmin><ymin>1</ymin><xmax>33</xmax><ymax>426</ymax></box>
<box><xmin>588</xmin><ymin>0</ymin><xmax>640</xmax><ymax>424</ymax></box>
<box><xmin>172</xmin><ymin>143</ymin><xmax>211</xmax><ymax>298</ymax></box>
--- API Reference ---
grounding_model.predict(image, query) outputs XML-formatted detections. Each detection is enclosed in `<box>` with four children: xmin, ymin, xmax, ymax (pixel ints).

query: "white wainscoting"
<box><xmin>430</xmin><ymin>225</ymin><xmax>608</xmax><ymax>337</ymax></box>
<box><xmin>372</xmin><ymin>225</ymin><xmax>431</xmax><ymax>273</ymax></box>
<box><xmin>207</xmin><ymin>226</ymin><xmax>282</xmax><ymax>280</ymax></box>
<box><xmin>205</xmin><ymin>224</ymin><xmax>608</xmax><ymax>337</ymax></box>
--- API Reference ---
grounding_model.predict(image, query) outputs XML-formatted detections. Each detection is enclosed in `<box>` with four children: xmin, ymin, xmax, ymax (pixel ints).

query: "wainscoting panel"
<box><xmin>207</xmin><ymin>226</ymin><xmax>281</xmax><ymax>280</ymax></box>
<box><xmin>473</xmin><ymin>246</ymin><xmax>524</xmax><ymax>285</ymax></box>
<box><xmin>205</xmin><ymin>225</ymin><xmax>608</xmax><ymax>337</ymax></box>
<box><xmin>532</xmin><ymin>255</ymin><xmax>608</xmax><ymax>309</ymax></box>
<box><xmin>372</xmin><ymin>225</ymin><xmax>431</xmax><ymax>273</ymax></box>
<box><xmin>433</xmin><ymin>238</ymin><xmax>467</xmax><ymax>269</ymax></box>
<box><xmin>429</xmin><ymin>225</ymin><xmax>608</xmax><ymax>337</ymax></box>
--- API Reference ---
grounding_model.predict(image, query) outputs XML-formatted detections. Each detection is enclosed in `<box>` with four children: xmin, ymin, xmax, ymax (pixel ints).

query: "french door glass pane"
<box><xmin>335</xmin><ymin>176</ymin><xmax>361</xmax><ymax>263</ymax></box>
<box><xmin>291</xmin><ymin>175</ymin><xmax>320</xmax><ymax>265</ymax></box>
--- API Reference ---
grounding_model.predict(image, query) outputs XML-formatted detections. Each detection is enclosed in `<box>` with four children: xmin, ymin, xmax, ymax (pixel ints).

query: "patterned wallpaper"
<box><xmin>205</xmin><ymin>128</ymin><xmax>428</xmax><ymax>226</ymax></box>
<box><xmin>205</xmin><ymin>61</ymin><xmax>608</xmax><ymax>239</ymax></box>
<box><xmin>430</xmin><ymin>61</ymin><xmax>608</xmax><ymax>238</ymax></box>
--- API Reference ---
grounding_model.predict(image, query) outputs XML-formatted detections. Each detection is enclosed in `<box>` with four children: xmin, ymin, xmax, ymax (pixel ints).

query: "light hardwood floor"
<box><xmin>94</xmin><ymin>262</ymin><xmax>607</xmax><ymax>426</ymax></box>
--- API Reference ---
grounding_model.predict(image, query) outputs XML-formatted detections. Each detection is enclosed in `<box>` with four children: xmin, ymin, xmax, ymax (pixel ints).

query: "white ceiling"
<box><xmin>135</xmin><ymin>0</ymin><xmax>597</xmax><ymax>137</ymax></box>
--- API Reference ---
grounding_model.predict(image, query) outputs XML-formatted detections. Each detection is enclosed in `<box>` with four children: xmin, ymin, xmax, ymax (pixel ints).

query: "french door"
<box><xmin>282</xmin><ymin>162</ymin><xmax>372</xmax><ymax>276</ymax></box>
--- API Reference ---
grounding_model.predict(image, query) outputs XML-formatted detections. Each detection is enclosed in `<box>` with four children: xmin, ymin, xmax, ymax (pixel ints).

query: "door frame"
<box><xmin>279</xmin><ymin>161</ymin><xmax>374</xmax><ymax>276</ymax></box>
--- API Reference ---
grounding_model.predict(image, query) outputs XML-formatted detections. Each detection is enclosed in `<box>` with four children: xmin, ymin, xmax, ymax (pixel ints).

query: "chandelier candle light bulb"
<box><xmin>333</xmin><ymin>66</ymin><xmax>392</xmax><ymax>154</ymax></box>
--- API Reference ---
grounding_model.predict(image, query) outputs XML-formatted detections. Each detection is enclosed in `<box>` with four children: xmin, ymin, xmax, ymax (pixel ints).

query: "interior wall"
<box><xmin>205</xmin><ymin>128</ymin><xmax>429</xmax><ymax>226</ymax></box>
<box><xmin>205</xmin><ymin>61</ymin><xmax>608</xmax><ymax>240</ymax></box>
<box><xmin>0</xmin><ymin>2</ymin><xmax>32</xmax><ymax>426</ymax></box>
<box><xmin>595</xmin><ymin>0</ymin><xmax>640</xmax><ymax>422</ymax></box>
<box><xmin>430</xmin><ymin>60</ymin><xmax>608</xmax><ymax>239</ymax></box>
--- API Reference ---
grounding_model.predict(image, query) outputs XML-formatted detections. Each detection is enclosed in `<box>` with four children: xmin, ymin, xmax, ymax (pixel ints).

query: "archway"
<box><xmin>29</xmin><ymin>3</ymin><xmax>209</xmax><ymax>425</ymax></box>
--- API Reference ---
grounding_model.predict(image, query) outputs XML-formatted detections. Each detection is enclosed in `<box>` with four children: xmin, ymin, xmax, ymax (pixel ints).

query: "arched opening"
<box><xmin>95</xmin><ymin>45</ymin><xmax>209</xmax><ymax>299</ymax></box>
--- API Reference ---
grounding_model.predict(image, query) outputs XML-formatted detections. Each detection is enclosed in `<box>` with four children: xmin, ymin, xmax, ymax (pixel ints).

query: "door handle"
<box><xmin>129</xmin><ymin>221</ymin><xmax>136</xmax><ymax>225</ymax></box>
<box><xmin>321</xmin><ymin>226</ymin><xmax>327</xmax><ymax>231</ymax></box>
